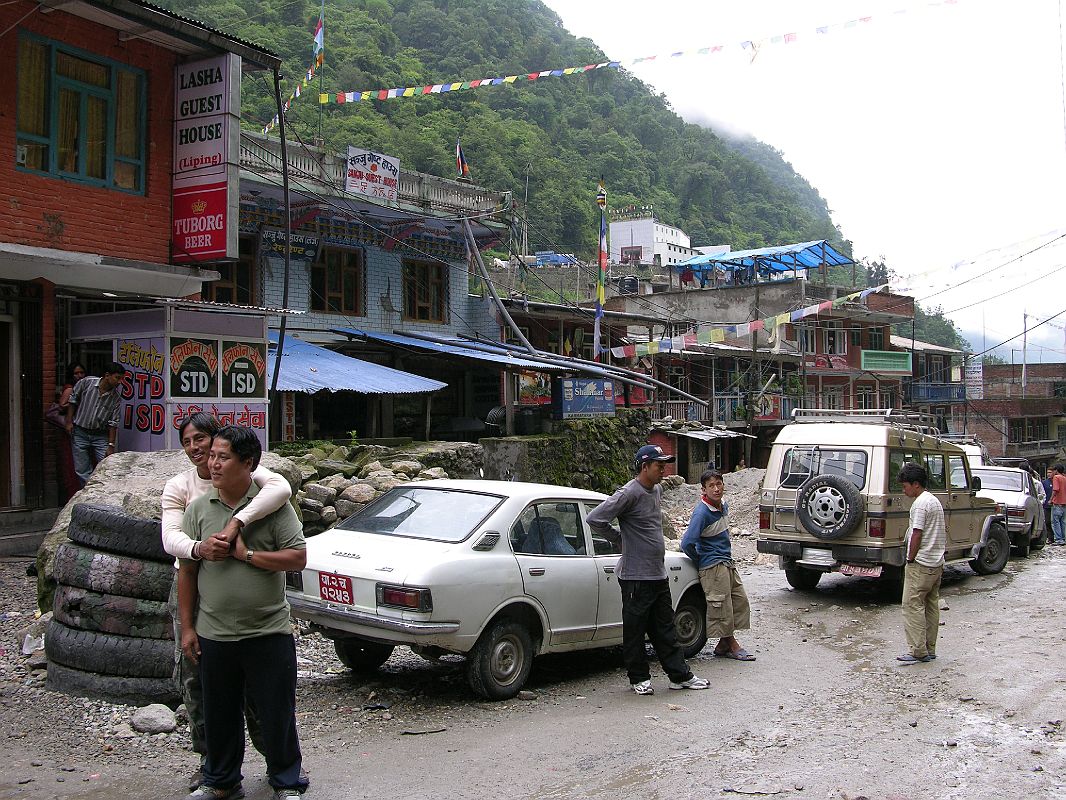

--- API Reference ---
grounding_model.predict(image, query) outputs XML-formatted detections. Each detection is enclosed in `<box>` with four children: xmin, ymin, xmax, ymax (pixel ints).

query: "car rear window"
<box><xmin>336</xmin><ymin>487</ymin><xmax>505</xmax><ymax>542</ymax></box>
<box><xmin>972</xmin><ymin>470</ymin><xmax>1023</xmax><ymax>491</ymax></box>
<box><xmin>779</xmin><ymin>448</ymin><xmax>868</xmax><ymax>490</ymax></box>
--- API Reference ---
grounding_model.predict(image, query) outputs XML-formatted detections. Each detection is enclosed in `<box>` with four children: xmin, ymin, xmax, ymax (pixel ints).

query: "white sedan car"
<box><xmin>286</xmin><ymin>480</ymin><xmax>708</xmax><ymax>700</ymax></box>
<box><xmin>971</xmin><ymin>466</ymin><xmax>1047</xmax><ymax>556</ymax></box>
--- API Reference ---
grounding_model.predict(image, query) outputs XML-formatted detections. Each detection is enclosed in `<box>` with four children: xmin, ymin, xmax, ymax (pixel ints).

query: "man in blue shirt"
<box><xmin>681</xmin><ymin>469</ymin><xmax>755</xmax><ymax>661</ymax></box>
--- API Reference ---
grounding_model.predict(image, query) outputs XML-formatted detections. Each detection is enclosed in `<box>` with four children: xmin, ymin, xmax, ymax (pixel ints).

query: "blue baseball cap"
<box><xmin>634</xmin><ymin>444</ymin><xmax>675</xmax><ymax>471</ymax></box>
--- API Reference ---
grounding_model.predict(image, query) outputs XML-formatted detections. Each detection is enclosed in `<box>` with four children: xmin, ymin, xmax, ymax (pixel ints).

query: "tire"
<box><xmin>333</xmin><ymin>638</ymin><xmax>395</xmax><ymax>673</ymax></box>
<box><xmin>46</xmin><ymin>662</ymin><xmax>178</xmax><ymax>708</ymax></box>
<box><xmin>53</xmin><ymin>584</ymin><xmax>173</xmax><ymax>640</ymax></box>
<box><xmin>67</xmin><ymin>504</ymin><xmax>169</xmax><ymax>564</ymax></box>
<box><xmin>784</xmin><ymin>565</ymin><xmax>822</xmax><ymax>591</ymax></box>
<box><xmin>673</xmin><ymin>593</ymin><xmax>708</xmax><ymax>659</ymax></box>
<box><xmin>1013</xmin><ymin>522</ymin><xmax>1031</xmax><ymax>558</ymax></box>
<box><xmin>465</xmin><ymin>620</ymin><xmax>534</xmax><ymax>701</ymax></box>
<box><xmin>53</xmin><ymin>542</ymin><xmax>173</xmax><ymax>602</ymax></box>
<box><xmin>795</xmin><ymin>475</ymin><xmax>864</xmax><ymax>540</ymax></box>
<box><xmin>1031</xmin><ymin>519</ymin><xmax>1048</xmax><ymax>551</ymax></box>
<box><xmin>45</xmin><ymin>620</ymin><xmax>173</xmax><ymax>678</ymax></box>
<box><xmin>877</xmin><ymin>566</ymin><xmax>905</xmax><ymax>602</ymax></box>
<box><xmin>970</xmin><ymin>523</ymin><xmax>1011</xmax><ymax>575</ymax></box>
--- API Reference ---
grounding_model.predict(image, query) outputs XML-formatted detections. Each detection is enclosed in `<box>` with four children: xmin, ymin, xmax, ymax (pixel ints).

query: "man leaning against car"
<box><xmin>586</xmin><ymin>445</ymin><xmax>709</xmax><ymax>696</ymax></box>
<box><xmin>896</xmin><ymin>462</ymin><xmax>946</xmax><ymax>665</ymax></box>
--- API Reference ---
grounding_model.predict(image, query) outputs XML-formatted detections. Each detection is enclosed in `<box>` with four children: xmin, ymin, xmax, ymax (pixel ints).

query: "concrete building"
<box><xmin>608</xmin><ymin>211</ymin><xmax>700</xmax><ymax>268</ymax></box>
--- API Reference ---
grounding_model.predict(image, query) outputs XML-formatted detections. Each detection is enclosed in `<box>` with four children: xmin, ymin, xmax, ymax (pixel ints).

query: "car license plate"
<box><xmin>319</xmin><ymin>573</ymin><xmax>354</xmax><ymax>604</ymax></box>
<box><xmin>839</xmin><ymin>563</ymin><xmax>881</xmax><ymax>577</ymax></box>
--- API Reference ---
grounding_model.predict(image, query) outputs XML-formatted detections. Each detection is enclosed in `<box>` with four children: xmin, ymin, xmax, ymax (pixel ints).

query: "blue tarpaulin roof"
<box><xmin>333</xmin><ymin>329</ymin><xmax>569</xmax><ymax>372</ymax></box>
<box><xmin>267</xmin><ymin>335</ymin><xmax>447</xmax><ymax>394</ymax></box>
<box><xmin>676</xmin><ymin>240</ymin><xmax>853</xmax><ymax>273</ymax></box>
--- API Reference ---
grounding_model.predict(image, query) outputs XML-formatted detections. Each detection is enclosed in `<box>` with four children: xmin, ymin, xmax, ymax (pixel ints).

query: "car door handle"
<box><xmin>602</xmin><ymin>566</ymin><xmax>615</xmax><ymax>574</ymax></box>
<box><xmin>669</xmin><ymin>565</ymin><xmax>682</xmax><ymax>571</ymax></box>
<box><xmin>528</xmin><ymin>568</ymin><xmax>546</xmax><ymax>576</ymax></box>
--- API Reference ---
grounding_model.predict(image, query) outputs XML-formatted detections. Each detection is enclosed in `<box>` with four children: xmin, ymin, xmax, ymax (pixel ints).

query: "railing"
<box><xmin>905</xmin><ymin>382</ymin><xmax>967</xmax><ymax>403</ymax></box>
<box><xmin>239</xmin><ymin>131</ymin><xmax>509</xmax><ymax>215</ymax></box>
<box><xmin>655</xmin><ymin>400</ymin><xmax>710</xmax><ymax>422</ymax></box>
<box><xmin>1007</xmin><ymin>439</ymin><xmax>1061</xmax><ymax>457</ymax></box>
<box><xmin>653</xmin><ymin>394</ymin><xmax>799</xmax><ymax>423</ymax></box>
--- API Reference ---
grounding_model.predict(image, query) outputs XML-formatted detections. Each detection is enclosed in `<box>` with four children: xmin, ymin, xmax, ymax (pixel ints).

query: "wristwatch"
<box><xmin>245</xmin><ymin>549</ymin><xmax>255</xmax><ymax>564</ymax></box>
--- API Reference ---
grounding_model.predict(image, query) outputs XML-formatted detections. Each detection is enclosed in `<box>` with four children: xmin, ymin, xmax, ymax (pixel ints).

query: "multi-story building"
<box><xmin>608</xmin><ymin>209</ymin><xmax>701</xmax><ymax>269</ymax></box>
<box><xmin>1</xmin><ymin>0</ymin><xmax>279</xmax><ymax>509</ymax></box>
<box><xmin>892</xmin><ymin>335</ymin><xmax>967</xmax><ymax>431</ymax></box>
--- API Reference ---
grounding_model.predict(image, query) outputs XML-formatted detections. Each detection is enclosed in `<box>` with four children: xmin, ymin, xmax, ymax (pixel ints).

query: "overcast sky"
<box><xmin>544</xmin><ymin>0</ymin><xmax>1066</xmax><ymax>362</ymax></box>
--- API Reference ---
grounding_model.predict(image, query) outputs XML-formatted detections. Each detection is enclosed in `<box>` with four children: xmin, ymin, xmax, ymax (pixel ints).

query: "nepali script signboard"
<box><xmin>345</xmin><ymin>146</ymin><xmax>400</xmax><ymax>202</ymax></box>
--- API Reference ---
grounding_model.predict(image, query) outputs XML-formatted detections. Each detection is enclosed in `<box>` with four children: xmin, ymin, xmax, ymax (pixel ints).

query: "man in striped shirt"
<box><xmin>65</xmin><ymin>362</ymin><xmax>125</xmax><ymax>486</ymax></box>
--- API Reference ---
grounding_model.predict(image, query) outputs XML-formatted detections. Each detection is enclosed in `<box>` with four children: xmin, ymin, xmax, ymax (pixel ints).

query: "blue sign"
<box><xmin>553</xmin><ymin>378</ymin><xmax>616</xmax><ymax>419</ymax></box>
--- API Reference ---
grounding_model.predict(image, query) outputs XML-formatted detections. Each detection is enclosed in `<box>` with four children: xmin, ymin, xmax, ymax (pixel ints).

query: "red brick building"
<box><xmin>967</xmin><ymin>363</ymin><xmax>1066</xmax><ymax>468</ymax></box>
<box><xmin>0</xmin><ymin>0</ymin><xmax>279</xmax><ymax>509</ymax></box>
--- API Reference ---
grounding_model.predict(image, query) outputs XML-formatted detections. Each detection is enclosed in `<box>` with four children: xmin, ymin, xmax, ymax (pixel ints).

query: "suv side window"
<box><xmin>924</xmin><ymin>453</ymin><xmax>946</xmax><ymax>491</ymax></box>
<box><xmin>948</xmin><ymin>455</ymin><xmax>969</xmax><ymax>490</ymax></box>
<box><xmin>888</xmin><ymin>449</ymin><xmax>922</xmax><ymax>491</ymax></box>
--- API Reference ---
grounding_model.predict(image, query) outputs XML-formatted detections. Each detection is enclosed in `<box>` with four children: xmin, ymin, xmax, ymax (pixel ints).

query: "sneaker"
<box><xmin>669</xmin><ymin>676</ymin><xmax>710</xmax><ymax>690</ymax></box>
<box><xmin>187</xmin><ymin>785</ymin><xmax>245</xmax><ymax>800</ymax></box>
<box><xmin>188</xmin><ymin>768</ymin><xmax>205</xmax><ymax>792</ymax></box>
<box><xmin>272</xmin><ymin>790</ymin><xmax>304</xmax><ymax>799</ymax></box>
<box><xmin>631</xmin><ymin>679</ymin><xmax>654</xmax><ymax>695</ymax></box>
<box><xmin>896</xmin><ymin>653</ymin><xmax>932</xmax><ymax>664</ymax></box>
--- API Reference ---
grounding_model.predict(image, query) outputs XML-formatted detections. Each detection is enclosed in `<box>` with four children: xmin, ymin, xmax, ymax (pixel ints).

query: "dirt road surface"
<box><xmin>2</xmin><ymin>546</ymin><xmax>1064</xmax><ymax>799</ymax></box>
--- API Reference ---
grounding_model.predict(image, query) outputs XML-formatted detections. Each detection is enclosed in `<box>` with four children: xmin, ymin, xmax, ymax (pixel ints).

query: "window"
<box><xmin>336</xmin><ymin>487</ymin><xmax>504</xmax><ymax>542</ymax></box>
<box><xmin>510</xmin><ymin>502</ymin><xmax>586</xmax><ymax>556</ymax></box>
<box><xmin>868</xmin><ymin>326</ymin><xmax>884</xmax><ymax>350</ymax></box>
<box><xmin>924</xmin><ymin>453</ymin><xmax>946</xmax><ymax>491</ymax></box>
<box><xmin>311</xmin><ymin>247</ymin><xmax>365</xmax><ymax>315</ymax></box>
<box><xmin>205</xmin><ymin>237</ymin><xmax>255</xmax><ymax>304</ymax></box>
<box><xmin>929</xmin><ymin>355</ymin><xmax>944</xmax><ymax>381</ymax></box>
<box><xmin>948</xmin><ymin>455</ymin><xmax>969</xmax><ymax>490</ymax></box>
<box><xmin>849</xmin><ymin>325</ymin><xmax>862</xmax><ymax>347</ymax></box>
<box><xmin>798</xmin><ymin>327</ymin><xmax>816</xmax><ymax>354</ymax></box>
<box><xmin>583</xmin><ymin>502</ymin><xmax>622</xmax><ymax>555</ymax></box>
<box><xmin>823</xmin><ymin>321</ymin><xmax>846</xmax><ymax>355</ymax></box>
<box><xmin>822</xmin><ymin>387</ymin><xmax>844</xmax><ymax>410</ymax></box>
<box><xmin>1009</xmin><ymin>418</ymin><xmax>1049</xmax><ymax>442</ymax></box>
<box><xmin>1054</xmin><ymin>382</ymin><xmax>1066</xmax><ymax>399</ymax></box>
<box><xmin>779</xmin><ymin>448</ymin><xmax>868</xmax><ymax>490</ymax></box>
<box><xmin>403</xmin><ymin>260</ymin><xmax>448</xmax><ymax>322</ymax></box>
<box><xmin>17</xmin><ymin>35</ymin><xmax>145</xmax><ymax>192</ymax></box>
<box><xmin>856</xmin><ymin>387</ymin><xmax>877</xmax><ymax>409</ymax></box>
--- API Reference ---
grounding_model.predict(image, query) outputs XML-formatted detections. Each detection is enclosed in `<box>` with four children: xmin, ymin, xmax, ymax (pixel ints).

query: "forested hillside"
<box><xmin>162</xmin><ymin>0</ymin><xmax>844</xmax><ymax>259</ymax></box>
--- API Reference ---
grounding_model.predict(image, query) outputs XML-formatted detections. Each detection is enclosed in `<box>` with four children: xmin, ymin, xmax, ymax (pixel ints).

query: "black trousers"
<box><xmin>618</xmin><ymin>578</ymin><xmax>693</xmax><ymax>685</ymax></box>
<box><xmin>198</xmin><ymin>633</ymin><xmax>308</xmax><ymax>792</ymax></box>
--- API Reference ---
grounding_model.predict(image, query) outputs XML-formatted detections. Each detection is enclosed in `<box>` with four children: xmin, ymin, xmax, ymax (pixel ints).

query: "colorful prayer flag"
<box><xmin>456</xmin><ymin>139</ymin><xmax>470</xmax><ymax>179</ymax></box>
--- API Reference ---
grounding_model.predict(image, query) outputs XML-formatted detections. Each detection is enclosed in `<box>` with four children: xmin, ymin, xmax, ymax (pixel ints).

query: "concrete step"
<box><xmin>0</xmin><ymin>508</ymin><xmax>59</xmax><ymax>557</ymax></box>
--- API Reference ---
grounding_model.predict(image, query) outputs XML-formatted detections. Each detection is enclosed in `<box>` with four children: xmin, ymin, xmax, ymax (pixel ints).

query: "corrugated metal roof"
<box><xmin>333</xmin><ymin>329</ymin><xmax>569</xmax><ymax>372</ymax></box>
<box><xmin>267</xmin><ymin>336</ymin><xmax>446</xmax><ymax>394</ymax></box>
<box><xmin>678</xmin><ymin>240</ymin><xmax>853</xmax><ymax>273</ymax></box>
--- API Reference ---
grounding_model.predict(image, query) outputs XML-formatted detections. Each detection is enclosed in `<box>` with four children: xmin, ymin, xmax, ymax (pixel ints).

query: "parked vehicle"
<box><xmin>970</xmin><ymin>465</ymin><xmax>1046</xmax><ymax>556</ymax></box>
<box><xmin>286</xmin><ymin>480</ymin><xmax>707</xmax><ymax>700</ymax></box>
<box><xmin>757</xmin><ymin>409</ymin><xmax>1007</xmax><ymax>594</ymax></box>
<box><xmin>939</xmin><ymin>433</ymin><xmax>990</xmax><ymax>468</ymax></box>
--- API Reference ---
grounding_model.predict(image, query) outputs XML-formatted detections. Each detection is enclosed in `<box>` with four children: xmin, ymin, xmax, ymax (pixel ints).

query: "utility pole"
<box><xmin>1022</xmin><ymin>311</ymin><xmax>1028</xmax><ymax>398</ymax></box>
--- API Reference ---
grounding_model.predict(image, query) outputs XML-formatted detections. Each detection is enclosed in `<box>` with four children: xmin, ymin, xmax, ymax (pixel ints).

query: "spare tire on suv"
<box><xmin>796</xmin><ymin>474</ymin><xmax>864</xmax><ymax>540</ymax></box>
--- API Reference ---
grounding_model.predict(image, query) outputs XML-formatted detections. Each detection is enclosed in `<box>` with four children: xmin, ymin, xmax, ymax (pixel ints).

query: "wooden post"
<box><xmin>504</xmin><ymin>371</ymin><xmax>515</xmax><ymax>435</ymax></box>
<box><xmin>424</xmin><ymin>395</ymin><xmax>432</xmax><ymax>441</ymax></box>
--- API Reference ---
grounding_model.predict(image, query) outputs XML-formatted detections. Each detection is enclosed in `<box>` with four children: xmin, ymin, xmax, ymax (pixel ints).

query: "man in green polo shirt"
<box><xmin>178</xmin><ymin>425</ymin><xmax>309</xmax><ymax>800</ymax></box>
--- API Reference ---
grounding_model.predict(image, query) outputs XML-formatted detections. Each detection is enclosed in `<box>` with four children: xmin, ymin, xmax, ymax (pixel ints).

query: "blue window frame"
<box><xmin>16</xmin><ymin>34</ymin><xmax>146</xmax><ymax>193</ymax></box>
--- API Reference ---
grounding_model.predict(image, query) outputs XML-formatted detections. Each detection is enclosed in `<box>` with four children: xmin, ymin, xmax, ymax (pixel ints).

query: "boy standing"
<box><xmin>681</xmin><ymin>469</ymin><xmax>755</xmax><ymax>661</ymax></box>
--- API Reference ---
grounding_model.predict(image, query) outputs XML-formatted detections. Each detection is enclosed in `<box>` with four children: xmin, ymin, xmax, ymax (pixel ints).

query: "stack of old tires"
<box><xmin>45</xmin><ymin>504</ymin><xmax>178</xmax><ymax>706</ymax></box>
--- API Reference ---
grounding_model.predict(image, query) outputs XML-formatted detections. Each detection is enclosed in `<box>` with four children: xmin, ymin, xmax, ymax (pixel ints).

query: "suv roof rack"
<box><xmin>939</xmin><ymin>433</ymin><xmax>984</xmax><ymax>446</ymax></box>
<box><xmin>790</xmin><ymin>407</ymin><xmax>943</xmax><ymax>436</ymax></box>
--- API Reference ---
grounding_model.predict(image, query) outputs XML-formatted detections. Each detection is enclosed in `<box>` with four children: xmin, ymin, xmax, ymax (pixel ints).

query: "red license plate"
<box><xmin>839</xmin><ymin>563</ymin><xmax>882</xmax><ymax>577</ymax></box>
<box><xmin>319</xmin><ymin>573</ymin><xmax>354</xmax><ymax>604</ymax></box>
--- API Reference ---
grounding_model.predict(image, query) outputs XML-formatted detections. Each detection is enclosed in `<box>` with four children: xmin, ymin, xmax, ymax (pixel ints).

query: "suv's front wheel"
<box><xmin>970</xmin><ymin>523</ymin><xmax>1010</xmax><ymax>575</ymax></box>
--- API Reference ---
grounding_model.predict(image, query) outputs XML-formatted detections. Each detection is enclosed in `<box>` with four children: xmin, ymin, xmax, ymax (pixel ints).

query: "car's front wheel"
<box><xmin>970</xmin><ymin>523</ymin><xmax>1010</xmax><ymax>575</ymax></box>
<box><xmin>673</xmin><ymin>593</ymin><xmax>708</xmax><ymax>659</ymax></box>
<box><xmin>466</xmin><ymin>620</ymin><xmax>534</xmax><ymax>700</ymax></box>
<box><xmin>333</xmin><ymin>638</ymin><xmax>395</xmax><ymax>673</ymax></box>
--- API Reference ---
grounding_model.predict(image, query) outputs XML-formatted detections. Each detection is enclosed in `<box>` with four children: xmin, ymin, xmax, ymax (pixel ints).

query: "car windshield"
<box><xmin>336</xmin><ymin>487</ymin><xmax>505</xmax><ymax>542</ymax></box>
<box><xmin>779</xmin><ymin>448</ymin><xmax>868</xmax><ymax>489</ymax></box>
<box><xmin>972</xmin><ymin>470</ymin><xmax>1023</xmax><ymax>491</ymax></box>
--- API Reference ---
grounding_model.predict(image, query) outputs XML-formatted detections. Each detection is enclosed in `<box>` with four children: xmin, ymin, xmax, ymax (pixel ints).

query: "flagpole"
<box><xmin>317</xmin><ymin>0</ymin><xmax>324</xmax><ymax>142</ymax></box>
<box><xmin>594</xmin><ymin>178</ymin><xmax>607</xmax><ymax>363</ymax></box>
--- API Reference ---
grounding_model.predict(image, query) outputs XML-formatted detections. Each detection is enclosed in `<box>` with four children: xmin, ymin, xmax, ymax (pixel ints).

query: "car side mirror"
<box><xmin>971</xmin><ymin>476</ymin><xmax>981</xmax><ymax>491</ymax></box>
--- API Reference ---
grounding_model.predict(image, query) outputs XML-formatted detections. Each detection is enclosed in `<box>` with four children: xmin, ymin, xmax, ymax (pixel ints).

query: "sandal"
<box><xmin>717</xmin><ymin>648</ymin><xmax>756</xmax><ymax>661</ymax></box>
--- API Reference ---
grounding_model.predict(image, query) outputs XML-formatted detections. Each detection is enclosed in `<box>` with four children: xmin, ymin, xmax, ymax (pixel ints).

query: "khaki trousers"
<box><xmin>902</xmin><ymin>562</ymin><xmax>943</xmax><ymax>658</ymax></box>
<box><xmin>698</xmin><ymin>562</ymin><xmax>750</xmax><ymax>638</ymax></box>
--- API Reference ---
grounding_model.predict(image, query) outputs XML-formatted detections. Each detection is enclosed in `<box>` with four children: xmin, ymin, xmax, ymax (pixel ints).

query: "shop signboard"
<box><xmin>552</xmin><ymin>378</ymin><xmax>616</xmax><ymax>419</ymax></box>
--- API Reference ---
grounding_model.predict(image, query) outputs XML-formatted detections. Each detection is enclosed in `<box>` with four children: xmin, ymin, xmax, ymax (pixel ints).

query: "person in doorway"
<box><xmin>161</xmin><ymin>412</ymin><xmax>293</xmax><ymax>792</ymax></box>
<box><xmin>681</xmin><ymin>469</ymin><xmax>755</xmax><ymax>662</ymax></box>
<box><xmin>734</xmin><ymin>458</ymin><xmax>747</xmax><ymax>471</ymax></box>
<box><xmin>897</xmin><ymin>462</ymin><xmax>946</xmax><ymax>664</ymax></box>
<box><xmin>178</xmin><ymin>426</ymin><xmax>309</xmax><ymax>800</ymax></box>
<box><xmin>65</xmin><ymin>362</ymin><xmax>125</xmax><ymax>486</ymax></box>
<box><xmin>1051</xmin><ymin>464</ymin><xmax>1066</xmax><ymax>546</ymax></box>
<box><xmin>586</xmin><ymin>445</ymin><xmax>709</xmax><ymax>696</ymax></box>
<box><xmin>56</xmin><ymin>363</ymin><xmax>86</xmax><ymax>501</ymax></box>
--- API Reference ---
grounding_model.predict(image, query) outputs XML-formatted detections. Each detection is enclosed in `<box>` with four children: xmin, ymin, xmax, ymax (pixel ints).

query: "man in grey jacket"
<box><xmin>587</xmin><ymin>445</ymin><xmax>709</xmax><ymax>696</ymax></box>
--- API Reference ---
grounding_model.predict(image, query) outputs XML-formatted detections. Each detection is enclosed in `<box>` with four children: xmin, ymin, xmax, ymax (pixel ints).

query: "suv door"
<box><xmin>510</xmin><ymin>501</ymin><xmax>598</xmax><ymax>645</ymax></box>
<box><xmin>945</xmin><ymin>454</ymin><xmax>979</xmax><ymax>548</ymax></box>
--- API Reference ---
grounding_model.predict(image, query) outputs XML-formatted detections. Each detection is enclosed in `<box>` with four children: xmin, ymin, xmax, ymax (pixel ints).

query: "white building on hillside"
<box><xmin>609</xmin><ymin>210</ymin><xmax>700</xmax><ymax>268</ymax></box>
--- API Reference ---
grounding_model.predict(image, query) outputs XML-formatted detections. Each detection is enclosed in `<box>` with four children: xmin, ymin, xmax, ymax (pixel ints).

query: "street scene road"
<box><xmin>3</xmin><ymin>543</ymin><xmax>1063</xmax><ymax>799</ymax></box>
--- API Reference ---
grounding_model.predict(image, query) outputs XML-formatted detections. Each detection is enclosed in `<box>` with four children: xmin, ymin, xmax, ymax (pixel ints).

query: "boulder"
<box><xmin>388</xmin><ymin>460</ymin><xmax>423</xmax><ymax>477</ymax></box>
<box><xmin>299</xmin><ymin>498</ymin><xmax>325</xmax><ymax>514</ymax></box>
<box><xmin>315</xmin><ymin>460</ymin><xmax>359</xmax><ymax>479</ymax></box>
<box><xmin>328</xmin><ymin>445</ymin><xmax>350</xmax><ymax>461</ymax></box>
<box><xmin>318</xmin><ymin>475</ymin><xmax>354</xmax><ymax>492</ymax></box>
<box><xmin>131</xmin><ymin>704</ymin><xmax>178</xmax><ymax>734</ymax></box>
<box><xmin>364</xmin><ymin>468</ymin><xmax>395</xmax><ymax>481</ymax></box>
<box><xmin>308</xmin><ymin>447</ymin><xmax>328</xmax><ymax>461</ymax></box>
<box><xmin>303</xmin><ymin>484</ymin><xmax>338</xmax><ymax>505</ymax></box>
<box><xmin>295</xmin><ymin>462</ymin><xmax>319</xmax><ymax>485</ymax></box>
<box><xmin>334</xmin><ymin>499</ymin><xmax>362</xmax><ymax>519</ymax></box>
<box><xmin>321</xmin><ymin>507</ymin><xmax>338</xmax><ymax>526</ymax></box>
<box><xmin>417</xmin><ymin>467</ymin><xmax>448</xmax><ymax>480</ymax></box>
<box><xmin>340</xmin><ymin>484</ymin><xmax>377</xmax><ymax>504</ymax></box>
<box><xmin>367</xmin><ymin>475</ymin><xmax>405</xmax><ymax>492</ymax></box>
<box><xmin>301</xmin><ymin>510</ymin><xmax>322</xmax><ymax>524</ymax></box>
<box><xmin>358</xmin><ymin>461</ymin><xmax>384</xmax><ymax>479</ymax></box>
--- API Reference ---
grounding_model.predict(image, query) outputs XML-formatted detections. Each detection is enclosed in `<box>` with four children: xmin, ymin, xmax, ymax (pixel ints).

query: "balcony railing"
<box><xmin>239</xmin><ymin>131</ymin><xmax>509</xmax><ymax>215</ymax></box>
<box><xmin>653</xmin><ymin>394</ymin><xmax>798</xmax><ymax>424</ymax></box>
<box><xmin>905</xmin><ymin>382</ymin><xmax>967</xmax><ymax>403</ymax></box>
<box><xmin>1006</xmin><ymin>439</ymin><xmax>1061</xmax><ymax>457</ymax></box>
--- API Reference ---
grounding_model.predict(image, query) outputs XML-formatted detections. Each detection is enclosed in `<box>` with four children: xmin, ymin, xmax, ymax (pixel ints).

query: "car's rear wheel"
<box><xmin>466</xmin><ymin>620</ymin><xmax>534</xmax><ymax>700</ymax></box>
<box><xmin>970</xmin><ymin>523</ymin><xmax>1010</xmax><ymax>575</ymax></box>
<box><xmin>1013</xmin><ymin>522</ymin><xmax>1032</xmax><ymax>558</ymax></box>
<box><xmin>673</xmin><ymin>593</ymin><xmax>708</xmax><ymax>659</ymax></box>
<box><xmin>784</xmin><ymin>565</ymin><xmax>822</xmax><ymax>591</ymax></box>
<box><xmin>333</xmin><ymin>638</ymin><xmax>395</xmax><ymax>673</ymax></box>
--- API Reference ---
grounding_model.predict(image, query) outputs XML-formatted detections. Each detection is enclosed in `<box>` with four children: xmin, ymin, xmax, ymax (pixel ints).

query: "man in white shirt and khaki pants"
<box><xmin>896</xmin><ymin>462</ymin><xmax>947</xmax><ymax>665</ymax></box>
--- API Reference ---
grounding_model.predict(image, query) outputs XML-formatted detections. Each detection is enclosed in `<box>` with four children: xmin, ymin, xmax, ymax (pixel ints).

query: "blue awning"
<box><xmin>677</xmin><ymin>240</ymin><xmax>853</xmax><ymax>273</ymax></box>
<box><xmin>332</xmin><ymin>328</ymin><xmax>569</xmax><ymax>372</ymax></box>
<box><xmin>267</xmin><ymin>335</ymin><xmax>447</xmax><ymax>394</ymax></box>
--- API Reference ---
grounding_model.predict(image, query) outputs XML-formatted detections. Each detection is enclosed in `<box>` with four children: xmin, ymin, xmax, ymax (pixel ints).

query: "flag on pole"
<box><xmin>456</xmin><ymin>139</ymin><xmax>470</xmax><ymax>179</ymax></box>
<box><xmin>313</xmin><ymin>4</ymin><xmax>325</xmax><ymax>69</ymax></box>
<box><xmin>593</xmin><ymin>178</ymin><xmax>608</xmax><ymax>361</ymax></box>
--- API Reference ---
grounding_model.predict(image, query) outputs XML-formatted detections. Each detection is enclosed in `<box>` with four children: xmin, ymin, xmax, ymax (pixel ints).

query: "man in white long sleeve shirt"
<box><xmin>162</xmin><ymin>412</ymin><xmax>293</xmax><ymax>791</ymax></box>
